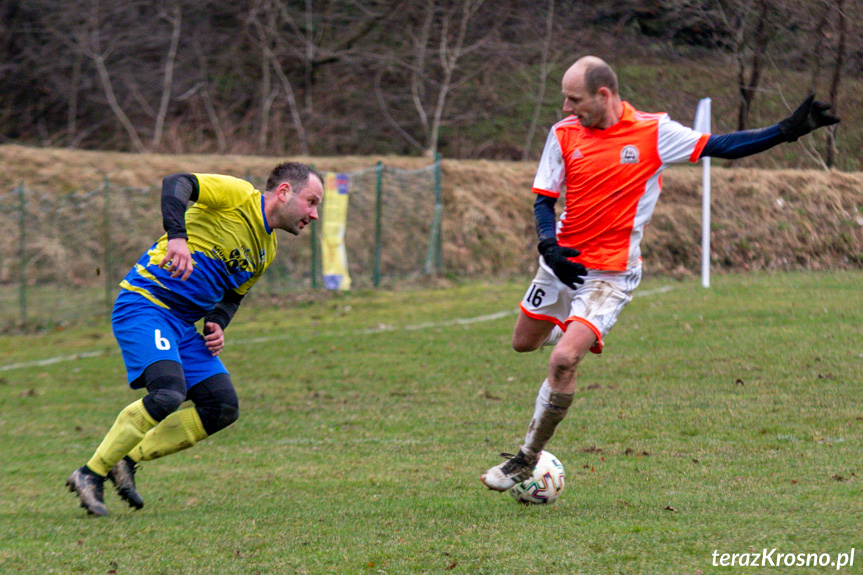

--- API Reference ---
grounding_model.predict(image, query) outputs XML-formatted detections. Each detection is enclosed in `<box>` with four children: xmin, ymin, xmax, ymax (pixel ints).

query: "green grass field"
<box><xmin>1</xmin><ymin>271</ymin><xmax>861</xmax><ymax>575</ymax></box>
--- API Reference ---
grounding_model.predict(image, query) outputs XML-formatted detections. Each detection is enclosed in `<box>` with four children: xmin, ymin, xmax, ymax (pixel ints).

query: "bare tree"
<box><xmin>45</xmin><ymin>1</ymin><xmax>186</xmax><ymax>153</ymax></box>
<box><xmin>247</xmin><ymin>0</ymin><xmax>310</xmax><ymax>155</ymax></box>
<box><xmin>735</xmin><ymin>0</ymin><xmax>772</xmax><ymax>131</ymax></box>
<box><xmin>522</xmin><ymin>0</ymin><xmax>556</xmax><ymax>161</ymax></box>
<box><xmin>825</xmin><ymin>0</ymin><xmax>847</xmax><ymax>168</ymax></box>
<box><xmin>375</xmin><ymin>0</ymin><xmax>502</xmax><ymax>157</ymax></box>
<box><xmin>78</xmin><ymin>2</ymin><xmax>148</xmax><ymax>152</ymax></box>
<box><xmin>151</xmin><ymin>5</ymin><xmax>182</xmax><ymax>151</ymax></box>
<box><xmin>192</xmin><ymin>43</ymin><xmax>228</xmax><ymax>153</ymax></box>
<box><xmin>807</xmin><ymin>2</ymin><xmax>831</xmax><ymax>94</ymax></box>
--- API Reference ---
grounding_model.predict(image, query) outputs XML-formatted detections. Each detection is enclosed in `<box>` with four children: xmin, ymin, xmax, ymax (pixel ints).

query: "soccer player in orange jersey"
<box><xmin>481</xmin><ymin>56</ymin><xmax>839</xmax><ymax>491</ymax></box>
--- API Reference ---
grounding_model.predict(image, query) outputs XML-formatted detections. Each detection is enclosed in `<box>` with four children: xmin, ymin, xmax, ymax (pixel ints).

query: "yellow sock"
<box><xmin>86</xmin><ymin>399</ymin><xmax>158</xmax><ymax>476</ymax></box>
<box><xmin>128</xmin><ymin>408</ymin><xmax>208</xmax><ymax>463</ymax></box>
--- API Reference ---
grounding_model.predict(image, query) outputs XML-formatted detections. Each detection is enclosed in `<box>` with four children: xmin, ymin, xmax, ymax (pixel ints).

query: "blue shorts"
<box><xmin>112</xmin><ymin>291</ymin><xmax>228</xmax><ymax>389</ymax></box>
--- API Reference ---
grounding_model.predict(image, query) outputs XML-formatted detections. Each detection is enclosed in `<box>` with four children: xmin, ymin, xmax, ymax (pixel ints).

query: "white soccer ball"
<box><xmin>508</xmin><ymin>450</ymin><xmax>565</xmax><ymax>505</ymax></box>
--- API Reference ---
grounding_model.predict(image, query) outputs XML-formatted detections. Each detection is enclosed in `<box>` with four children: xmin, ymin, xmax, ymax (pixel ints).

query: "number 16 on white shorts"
<box><xmin>520</xmin><ymin>258</ymin><xmax>642</xmax><ymax>353</ymax></box>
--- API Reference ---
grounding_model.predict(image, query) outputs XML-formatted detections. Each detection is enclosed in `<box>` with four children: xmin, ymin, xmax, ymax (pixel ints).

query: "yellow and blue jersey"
<box><xmin>119</xmin><ymin>174</ymin><xmax>277</xmax><ymax>323</ymax></box>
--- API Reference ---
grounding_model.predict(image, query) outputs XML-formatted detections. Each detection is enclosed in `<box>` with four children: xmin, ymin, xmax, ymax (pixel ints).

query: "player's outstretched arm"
<box><xmin>701</xmin><ymin>94</ymin><xmax>840</xmax><ymax>160</ymax></box>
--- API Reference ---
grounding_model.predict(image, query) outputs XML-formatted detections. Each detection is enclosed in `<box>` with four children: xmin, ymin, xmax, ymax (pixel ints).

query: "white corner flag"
<box><xmin>694</xmin><ymin>98</ymin><xmax>711</xmax><ymax>288</ymax></box>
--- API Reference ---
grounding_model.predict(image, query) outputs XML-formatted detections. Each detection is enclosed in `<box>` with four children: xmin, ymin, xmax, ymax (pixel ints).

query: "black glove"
<box><xmin>778</xmin><ymin>94</ymin><xmax>840</xmax><ymax>142</ymax></box>
<box><xmin>538</xmin><ymin>238</ymin><xmax>586</xmax><ymax>289</ymax></box>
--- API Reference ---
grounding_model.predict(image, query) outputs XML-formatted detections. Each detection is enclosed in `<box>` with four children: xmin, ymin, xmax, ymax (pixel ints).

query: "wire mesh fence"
<box><xmin>0</xmin><ymin>159</ymin><xmax>442</xmax><ymax>331</ymax></box>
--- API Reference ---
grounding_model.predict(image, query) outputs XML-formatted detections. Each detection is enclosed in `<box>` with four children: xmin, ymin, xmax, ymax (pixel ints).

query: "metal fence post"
<box><xmin>424</xmin><ymin>154</ymin><xmax>443</xmax><ymax>274</ymax></box>
<box><xmin>434</xmin><ymin>154</ymin><xmax>443</xmax><ymax>271</ymax></box>
<box><xmin>373</xmin><ymin>161</ymin><xmax>383</xmax><ymax>287</ymax></box>
<box><xmin>103</xmin><ymin>177</ymin><xmax>113</xmax><ymax>319</ymax></box>
<box><xmin>310</xmin><ymin>165</ymin><xmax>318</xmax><ymax>288</ymax></box>
<box><xmin>17</xmin><ymin>183</ymin><xmax>27</xmax><ymax>325</ymax></box>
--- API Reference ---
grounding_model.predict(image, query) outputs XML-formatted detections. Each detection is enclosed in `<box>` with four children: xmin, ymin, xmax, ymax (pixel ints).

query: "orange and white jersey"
<box><xmin>533</xmin><ymin>101</ymin><xmax>710</xmax><ymax>271</ymax></box>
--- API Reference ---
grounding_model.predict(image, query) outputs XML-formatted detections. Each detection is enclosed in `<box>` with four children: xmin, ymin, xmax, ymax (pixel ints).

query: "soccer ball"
<box><xmin>508</xmin><ymin>451</ymin><xmax>565</xmax><ymax>505</ymax></box>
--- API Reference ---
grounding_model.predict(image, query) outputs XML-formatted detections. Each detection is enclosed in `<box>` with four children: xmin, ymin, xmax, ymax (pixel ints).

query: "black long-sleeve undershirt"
<box><xmin>161</xmin><ymin>173</ymin><xmax>200</xmax><ymax>240</ymax></box>
<box><xmin>204</xmin><ymin>290</ymin><xmax>245</xmax><ymax>330</ymax></box>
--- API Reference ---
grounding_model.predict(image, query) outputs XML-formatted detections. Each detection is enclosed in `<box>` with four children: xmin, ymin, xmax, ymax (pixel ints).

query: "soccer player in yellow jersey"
<box><xmin>66</xmin><ymin>162</ymin><xmax>323</xmax><ymax>516</ymax></box>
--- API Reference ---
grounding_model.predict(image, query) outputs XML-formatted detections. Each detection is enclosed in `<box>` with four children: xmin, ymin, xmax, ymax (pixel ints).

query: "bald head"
<box><xmin>564</xmin><ymin>56</ymin><xmax>618</xmax><ymax>97</ymax></box>
<box><xmin>561</xmin><ymin>56</ymin><xmax>622</xmax><ymax>129</ymax></box>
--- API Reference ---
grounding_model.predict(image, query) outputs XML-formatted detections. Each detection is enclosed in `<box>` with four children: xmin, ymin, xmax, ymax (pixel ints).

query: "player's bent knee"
<box><xmin>143</xmin><ymin>388</ymin><xmax>187</xmax><ymax>422</ymax></box>
<box><xmin>548</xmin><ymin>347</ymin><xmax>581</xmax><ymax>377</ymax></box>
<box><xmin>197</xmin><ymin>401</ymin><xmax>238</xmax><ymax>435</ymax></box>
<box><xmin>512</xmin><ymin>337</ymin><xmax>541</xmax><ymax>353</ymax></box>
<box><xmin>215</xmin><ymin>402</ymin><xmax>239</xmax><ymax>431</ymax></box>
<box><xmin>139</xmin><ymin>360</ymin><xmax>188</xmax><ymax>421</ymax></box>
<box><xmin>187</xmin><ymin>373</ymin><xmax>240</xmax><ymax>435</ymax></box>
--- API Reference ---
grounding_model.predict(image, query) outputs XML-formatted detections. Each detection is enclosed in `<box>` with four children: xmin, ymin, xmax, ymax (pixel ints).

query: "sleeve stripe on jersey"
<box><xmin>532</xmin><ymin>187</ymin><xmax>560</xmax><ymax>198</ymax></box>
<box><xmin>690</xmin><ymin>133</ymin><xmax>711</xmax><ymax>163</ymax></box>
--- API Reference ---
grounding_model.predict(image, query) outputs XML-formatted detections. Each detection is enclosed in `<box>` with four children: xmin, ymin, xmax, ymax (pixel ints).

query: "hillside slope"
<box><xmin>2</xmin><ymin>144</ymin><xmax>861</xmax><ymax>279</ymax></box>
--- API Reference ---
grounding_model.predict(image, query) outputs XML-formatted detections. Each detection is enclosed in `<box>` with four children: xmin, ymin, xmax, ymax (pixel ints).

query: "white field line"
<box><xmin>0</xmin><ymin>284</ymin><xmax>673</xmax><ymax>373</ymax></box>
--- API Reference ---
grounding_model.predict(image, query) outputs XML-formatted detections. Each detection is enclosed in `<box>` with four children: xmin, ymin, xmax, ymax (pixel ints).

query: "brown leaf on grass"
<box><xmin>477</xmin><ymin>390</ymin><xmax>501</xmax><ymax>401</ymax></box>
<box><xmin>664</xmin><ymin>506</ymin><xmax>677</xmax><ymax>512</ymax></box>
<box><xmin>735</xmin><ymin>378</ymin><xmax>745</xmax><ymax>386</ymax></box>
<box><xmin>832</xmin><ymin>474</ymin><xmax>847</xmax><ymax>482</ymax></box>
<box><xmin>624</xmin><ymin>448</ymin><xmax>651</xmax><ymax>457</ymax></box>
<box><xmin>585</xmin><ymin>383</ymin><xmax>602</xmax><ymax>390</ymax></box>
<box><xmin>582</xmin><ymin>445</ymin><xmax>602</xmax><ymax>453</ymax></box>
<box><xmin>445</xmin><ymin>562</ymin><xmax>458</xmax><ymax>570</ymax></box>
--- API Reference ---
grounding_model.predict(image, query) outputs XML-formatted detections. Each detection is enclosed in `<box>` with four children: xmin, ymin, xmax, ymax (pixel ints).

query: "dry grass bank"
<box><xmin>2</xmin><ymin>144</ymin><xmax>861</xmax><ymax>278</ymax></box>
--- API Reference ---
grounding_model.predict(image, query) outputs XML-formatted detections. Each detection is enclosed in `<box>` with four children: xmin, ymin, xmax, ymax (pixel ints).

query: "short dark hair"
<box><xmin>265</xmin><ymin>162</ymin><xmax>322</xmax><ymax>195</ymax></box>
<box><xmin>584</xmin><ymin>62</ymin><xmax>618</xmax><ymax>95</ymax></box>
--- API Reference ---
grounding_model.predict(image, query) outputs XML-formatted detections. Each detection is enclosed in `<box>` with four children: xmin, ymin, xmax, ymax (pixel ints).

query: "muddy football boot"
<box><xmin>480</xmin><ymin>451</ymin><xmax>537</xmax><ymax>491</ymax></box>
<box><xmin>66</xmin><ymin>466</ymin><xmax>108</xmax><ymax>516</ymax></box>
<box><xmin>107</xmin><ymin>456</ymin><xmax>144</xmax><ymax>510</ymax></box>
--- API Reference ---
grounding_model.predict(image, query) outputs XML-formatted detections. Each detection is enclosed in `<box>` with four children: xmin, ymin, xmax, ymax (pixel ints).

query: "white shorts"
<box><xmin>519</xmin><ymin>257</ymin><xmax>642</xmax><ymax>354</ymax></box>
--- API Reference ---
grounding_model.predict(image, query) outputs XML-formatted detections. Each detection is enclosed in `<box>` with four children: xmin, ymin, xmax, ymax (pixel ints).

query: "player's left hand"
<box><xmin>203</xmin><ymin>321</ymin><xmax>224</xmax><ymax>356</ymax></box>
<box><xmin>538</xmin><ymin>238</ymin><xmax>587</xmax><ymax>289</ymax></box>
<box><xmin>779</xmin><ymin>94</ymin><xmax>840</xmax><ymax>142</ymax></box>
